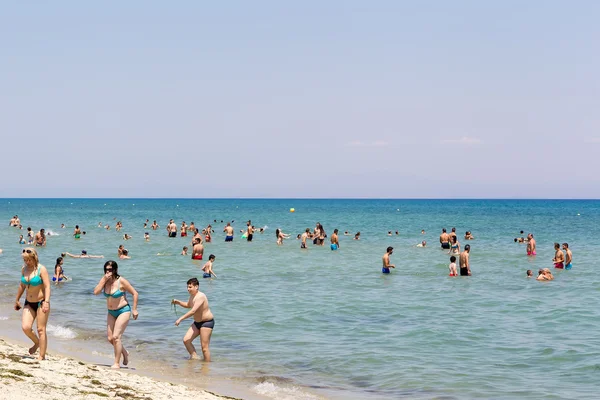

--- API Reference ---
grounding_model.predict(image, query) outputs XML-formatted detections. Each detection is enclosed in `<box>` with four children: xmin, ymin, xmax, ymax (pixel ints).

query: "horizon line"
<box><xmin>1</xmin><ymin>197</ymin><xmax>599</xmax><ymax>201</ymax></box>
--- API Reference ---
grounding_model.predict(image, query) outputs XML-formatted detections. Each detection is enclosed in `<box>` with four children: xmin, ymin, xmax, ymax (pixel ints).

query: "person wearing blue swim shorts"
<box><xmin>330</xmin><ymin>229</ymin><xmax>340</xmax><ymax>250</ymax></box>
<box><xmin>563</xmin><ymin>243</ymin><xmax>573</xmax><ymax>269</ymax></box>
<box><xmin>382</xmin><ymin>246</ymin><xmax>395</xmax><ymax>273</ymax></box>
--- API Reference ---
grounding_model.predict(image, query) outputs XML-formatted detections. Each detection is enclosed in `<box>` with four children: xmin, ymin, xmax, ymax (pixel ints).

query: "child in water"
<box><xmin>449</xmin><ymin>256</ymin><xmax>458</xmax><ymax>277</ymax></box>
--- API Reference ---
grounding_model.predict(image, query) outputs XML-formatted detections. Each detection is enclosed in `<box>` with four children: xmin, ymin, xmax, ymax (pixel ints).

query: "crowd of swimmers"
<box><xmin>5</xmin><ymin>215</ymin><xmax>575</xmax><ymax>368</ymax></box>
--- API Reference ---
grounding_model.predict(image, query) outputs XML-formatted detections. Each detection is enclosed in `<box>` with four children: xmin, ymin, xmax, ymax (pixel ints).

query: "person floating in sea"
<box><xmin>563</xmin><ymin>243</ymin><xmax>573</xmax><ymax>270</ymax></box>
<box><xmin>123</xmin><ymin>234</ymin><xmax>133</xmax><ymax>240</ymax></box>
<box><xmin>449</xmin><ymin>256</ymin><xmax>458</xmax><ymax>276</ymax></box>
<box><xmin>64</xmin><ymin>250</ymin><xmax>104</xmax><ymax>259</ymax></box>
<box><xmin>527</xmin><ymin>233</ymin><xmax>536</xmax><ymax>256</ymax></box>
<box><xmin>330</xmin><ymin>229</ymin><xmax>340</xmax><ymax>250</ymax></box>
<box><xmin>93</xmin><ymin>260</ymin><xmax>139</xmax><ymax>369</ymax></box>
<box><xmin>416</xmin><ymin>240</ymin><xmax>427</xmax><ymax>247</ymax></box>
<box><xmin>201</xmin><ymin>255</ymin><xmax>217</xmax><ymax>278</ymax></box>
<box><xmin>172</xmin><ymin>278</ymin><xmax>215</xmax><ymax>361</ymax></box>
<box><xmin>14</xmin><ymin>247</ymin><xmax>51</xmax><ymax>360</ymax></box>
<box><xmin>382</xmin><ymin>246</ymin><xmax>395</xmax><ymax>274</ymax></box>
<box><xmin>553</xmin><ymin>243</ymin><xmax>565</xmax><ymax>269</ymax></box>
<box><xmin>459</xmin><ymin>244</ymin><xmax>471</xmax><ymax>276</ymax></box>
<box><xmin>192</xmin><ymin>238</ymin><xmax>204</xmax><ymax>260</ymax></box>
<box><xmin>440</xmin><ymin>228</ymin><xmax>450</xmax><ymax>250</ymax></box>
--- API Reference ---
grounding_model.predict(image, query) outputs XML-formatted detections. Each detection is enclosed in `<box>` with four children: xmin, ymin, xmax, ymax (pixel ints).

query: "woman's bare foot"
<box><xmin>122</xmin><ymin>349</ymin><xmax>129</xmax><ymax>366</ymax></box>
<box><xmin>28</xmin><ymin>343</ymin><xmax>39</xmax><ymax>355</ymax></box>
<box><xmin>111</xmin><ymin>364</ymin><xmax>121</xmax><ymax>369</ymax></box>
<box><xmin>190</xmin><ymin>354</ymin><xmax>200</xmax><ymax>360</ymax></box>
<box><xmin>37</xmin><ymin>355</ymin><xmax>45</xmax><ymax>361</ymax></box>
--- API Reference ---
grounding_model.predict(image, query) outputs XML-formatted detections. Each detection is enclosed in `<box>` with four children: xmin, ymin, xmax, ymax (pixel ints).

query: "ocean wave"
<box><xmin>0</xmin><ymin>316</ymin><xmax>8</xmax><ymax>321</ymax></box>
<box><xmin>46</xmin><ymin>230</ymin><xmax>60</xmax><ymax>236</ymax></box>
<box><xmin>253</xmin><ymin>381</ymin><xmax>319</xmax><ymax>400</ymax></box>
<box><xmin>47</xmin><ymin>324</ymin><xmax>77</xmax><ymax>339</ymax></box>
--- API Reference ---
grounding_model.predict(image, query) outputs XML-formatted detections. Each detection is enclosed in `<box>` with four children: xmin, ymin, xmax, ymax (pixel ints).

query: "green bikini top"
<box><xmin>21</xmin><ymin>266</ymin><xmax>42</xmax><ymax>287</ymax></box>
<box><xmin>103</xmin><ymin>278</ymin><xmax>125</xmax><ymax>298</ymax></box>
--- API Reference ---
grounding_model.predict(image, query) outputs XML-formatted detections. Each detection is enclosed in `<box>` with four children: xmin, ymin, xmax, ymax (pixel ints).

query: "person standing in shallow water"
<box><xmin>382</xmin><ymin>246</ymin><xmax>395</xmax><ymax>274</ymax></box>
<box><xmin>563</xmin><ymin>243</ymin><xmax>573</xmax><ymax>270</ymax></box>
<box><xmin>459</xmin><ymin>244</ymin><xmax>471</xmax><ymax>276</ymax></box>
<box><xmin>14</xmin><ymin>248</ymin><xmax>51</xmax><ymax>360</ymax></box>
<box><xmin>553</xmin><ymin>243</ymin><xmax>565</xmax><ymax>269</ymax></box>
<box><xmin>172</xmin><ymin>278</ymin><xmax>215</xmax><ymax>361</ymax></box>
<box><xmin>527</xmin><ymin>234</ymin><xmax>536</xmax><ymax>256</ymax></box>
<box><xmin>93</xmin><ymin>260</ymin><xmax>139</xmax><ymax>369</ymax></box>
<box><xmin>440</xmin><ymin>228</ymin><xmax>450</xmax><ymax>250</ymax></box>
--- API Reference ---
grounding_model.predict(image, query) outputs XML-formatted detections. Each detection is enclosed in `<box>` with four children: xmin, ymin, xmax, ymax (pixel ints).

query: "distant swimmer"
<box><xmin>276</xmin><ymin>228</ymin><xmax>290</xmax><ymax>245</ymax></box>
<box><xmin>448</xmin><ymin>256</ymin><xmax>458</xmax><ymax>276</ymax></box>
<box><xmin>537</xmin><ymin>268</ymin><xmax>554</xmax><ymax>281</ymax></box>
<box><xmin>440</xmin><ymin>228</ymin><xmax>450</xmax><ymax>250</ymax></box>
<box><xmin>188</xmin><ymin>222</ymin><xmax>196</xmax><ymax>233</ymax></box>
<box><xmin>117</xmin><ymin>245</ymin><xmax>125</xmax><ymax>257</ymax></box>
<box><xmin>354</xmin><ymin>232</ymin><xmax>361</xmax><ymax>240</ymax></box>
<box><xmin>64</xmin><ymin>250</ymin><xmax>104</xmax><ymax>259</ymax></box>
<box><xmin>527</xmin><ymin>234</ymin><xmax>536</xmax><ymax>256</ymax></box>
<box><xmin>151</xmin><ymin>220</ymin><xmax>159</xmax><ymax>230</ymax></box>
<box><xmin>387</xmin><ymin>231</ymin><xmax>392</xmax><ymax>236</ymax></box>
<box><xmin>119</xmin><ymin>249</ymin><xmax>131</xmax><ymax>260</ymax></box>
<box><xmin>167</xmin><ymin>219</ymin><xmax>177</xmax><ymax>238</ymax></box>
<box><xmin>172</xmin><ymin>278</ymin><xmax>215</xmax><ymax>361</ymax></box>
<box><xmin>464</xmin><ymin>231</ymin><xmax>475</xmax><ymax>240</ymax></box>
<box><xmin>223</xmin><ymin>223</ymin><xmax>234</xmax><ymax>242</ymax></box>
<box><xmin>330</xmin><ymin>229</ymin><xmax>340</xmax><ymax>250</ymax></box>
<box><xmin>93</xmin><ymin>260</ymin><xmax>139</xmax><ymax>369</ymax></box>
<box><xmin>181</xmin><ymin>246</ymin><xmax>189</xmax><ymax>256</ymax></box>
<box><xmin>421</xmin><ymin>229</ymin><xmax>426</xmax><ymax>235</ymax></box>
<box><xmin>301</xmin><ymin>228</ymin><xmax>310</xmax><ymax>249</ymax></box>
<box><xmin>416</xmin><ymin>240</ymin><xmax>426</xmax><ymax>247</ymax></box>
<box><xmin>192</xmin><ymin>238</ymin><xmax>204</xmax><ymax>260</ymax></box>
<box><xmin>60</xmin><ymin>223</ymin><xmax>65</xmax><ymax>229</ymax></box>
<box><xmin>246</xmin><ymin>221</ymin><xmax>254</xmax><ymax>242</ymax></box>
<box><xmin>9</xmin><ymin>215</ymin><xmax>20</xmax><ymax>226</ymax></box>
<box><xmin>144</xmin><ymin>232</ymin><xmax>150</xmax><ymax>241</ymax></box>
<box><xmin>53</xmin><ymin>257</ymin><xmax>68</xmax><ymax>282</ymax></box>
<box><xmin>563</xmin><ymin>243</ymin><xmax>573</xmax><ymax>270</ymax></box>
<box><xmin>552</xmin><ymin>243</ymin><xmax>565</xmax><ymax>269</ymax></box>
<box><xmin>449</xmin><ymin>227</ymin><xmax>457</xmax><ymax>242</ymax></box>
<box><xmin>459</xmin><ymin>244</ymin><xmax>471</xmax><ymax>276</ymax></box>
<box><xmin>19</xmin><ymin>235</ymin><xmax>26</xmax><ymax>245</ymax></box>
<box><xmin>27</xmin><ymin>227</ymin><xmax>34</xmax><ymax>244</ymax></box>
<box><xmin>35</xmin><ymin>229</ymin><xmax>47</xmax><ymax>247</ymax></box>
<box><xmin>344</xmin><ymin>231</ymin><xmax>351</xmax><ymax>236</ymax></box>
<box><xmin>201</xmin><ymin>255</ymin><xmax>217</xmax><ymax>278</ymax></box>
<box><xmin>181</xmin><ymin>221</ymin><xmax>188</xmax><ymax>237</ymax></box>
<box><xmin>526</xmin><ymin>269</ymin><xmax>533</xmax><ymax>278</ymax></box>
<box><xmin>449</xmin><ymin>236</ymin><xmax>460</xmax><ymax>255</ymax></box>
<box><xmin>123</xmin><ymin>234</ymin><xmax>133</xmax><ymax>240</ymax></box>
<box><xmin>382</xmin><ymin>247</ymin><xmax>395</xmax><ymax>274</ymax></box>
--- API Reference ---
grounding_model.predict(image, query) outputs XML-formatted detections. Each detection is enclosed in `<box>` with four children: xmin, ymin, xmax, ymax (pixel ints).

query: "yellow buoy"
<box><xmin>290</xmin><ymin>208</ymin><xmax>295</xmax><ymax>213</ymax></box>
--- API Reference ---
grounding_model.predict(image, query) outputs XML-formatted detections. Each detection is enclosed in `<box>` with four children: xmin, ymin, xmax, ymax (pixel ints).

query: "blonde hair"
<box><xmin>23</xmin><ymin>247</ymin><xmax>39</xmax><ymax>267</ymax></box>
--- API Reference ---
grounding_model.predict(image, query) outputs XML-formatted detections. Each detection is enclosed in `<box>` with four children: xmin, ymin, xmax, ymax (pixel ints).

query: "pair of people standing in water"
<box><xmin>15</xmin><ymin>253</ymin><xmax>213</xmax><ymax>367</ymax></box>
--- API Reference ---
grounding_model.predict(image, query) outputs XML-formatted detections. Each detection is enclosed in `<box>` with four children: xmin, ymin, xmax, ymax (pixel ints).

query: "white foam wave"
<box><xmin>46</xmin><ymin>230</ymin><xmax>60</xmax><ymax>236</ymax></box>
<box><xmin>0</xmin><ymin>316</ymin><xmax>8</xmax><ymax>321</ymax></box>
<box><xmin>47</xmin><ymin>324</ymin><xmax>77</xmax><ymax>339</ymax></box>
<box><xmin>253</xmin><ymin>382</ymin><xmax>319</xmax><ymax>400</ymax></box>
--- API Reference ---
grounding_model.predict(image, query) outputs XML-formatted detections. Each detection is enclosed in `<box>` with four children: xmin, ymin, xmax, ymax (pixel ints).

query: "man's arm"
<box><xmin>175</xmin><ymin>296</ymin><xmax>204</xmax><ymax>325</ymax></box>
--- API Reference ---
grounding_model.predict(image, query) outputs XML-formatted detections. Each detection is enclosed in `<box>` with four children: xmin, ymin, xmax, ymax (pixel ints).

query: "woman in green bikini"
<box><xmin>14</xmin><ymin>247</ymin><xmax>51</xmax><ymax>360</ymax></box>
<box><xmin>93</xmin><ymin>260</ymin><xmax>139</xmax><ymax>369</ymax></box>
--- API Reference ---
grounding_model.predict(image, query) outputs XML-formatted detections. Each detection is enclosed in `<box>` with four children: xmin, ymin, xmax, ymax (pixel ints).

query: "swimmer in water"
<box><xmin>276</xmin><ymin>228</ymin><xmax>290</xmax><ymax>245</ymax></box>
<box><xmin>65</xmin><ymin>250</ymin><xmax>104</xmax><ymax>259</ymax></box>
<box><xmin>562</xmin><ymin>243</ymin><xmax>573</xmax><ymax>270</ymax></box>
<box><xmin>123</xmin><ymin>234</ymin><xmax>133</xmax><ymax>240</ymax></box>
<box><xmin>35</xmin><ymin>229</ymin><xmax>46</xmax><ymax>247</ymax></box>
<box><xmin>416</xmin><ymin>240</ymin><xmax>426</xmax><ymax>247</ymax></box>
<box><xmin>330</xmin><ymin>229</ymin><xmax>340</xmax><ymax>250</ymax></box>
<box><xmin>192</xmin><ymin>238</ymin><xmax>204</xmax><ymax>260</ymax></box>
<box><xmin>301</xmin><ymin>228</ymin><xmax>310</xmax><ymax>249</ymax></box>
<box><xmin>552</xmin><ymin>242</ymin><xmax>565</xmax><ymax>269</ymax></box>
<box><xmin>19</xmin><ymin>235</ymin><xmax>26</xmax><ymax>244</ymax></box>
<box><xmin>526</xmin><ymin>269</ymin><xmax>533</xmax><ymax>278</ymax></box>
<box><xmin>527</xmin><ymin>233</ymin><xmax>536</xmax><ymax>256</ymax></box>
<box><xmin>223</xmin><ymin>223</ymin><xmax>234</xmax><ymax>242</ymax></box>
<box><xmin>440</xmin><ymin>228</ymin><xmax>450</xmax><ymax>249</ymax></box>
<box><xmin>421</xmin><ymin>229</ymin><xmax>426</xmax><ymax>234</ymax></box>
<box><xmin>181</xmin><ymin>246</ymin><xmax>188</xmax><ymax>256</ymax></box>
<box><xmin>171</xmin><ymin>278</ymin><xmax>214</xmax><ymax>361</ymax></box>
<box><xmin>151</xmin><ymin>220</ymin><xmax>159</xmax><ymax>230</ymax></box>
<box><xmin>459</xmin><ymin>244</ymin><xmax>471</xmax><ymax>276</ymax></box>
<box><xmin>387</xmin><ymin>231</ymin><xmax>392</xmax><ymax>236</ymax></box>
<box><xmin>144</xmin><ymin>232</ymin><xmax>150</xmax><ymax>241</ymax></box>
<box><xmin>354</xmin><ymin>232</ymin><xmax>361</xmax><ymax>240</ymax></box>
<box><xmin>201</xmin><ymin>255</ymin><xmax>217</xmax><ymax>278</ymax></box>
<box><xmin>448</xmin><ymin>236</ymin><xmax>460</xmax><ymax>255</ymax></box>
<box><xmin>464</xmin><ymin>231</ymin><xmax>475</xmax><ymax>240</ymax></box>
<box><xmin>119</xmin><ymin>250</ymin><xmax>131</xmax><ymax>260</ymax></box>
<box><xmin>53</xmin><ymin>257</ymin><xmax>67</xmax><ymax>282</ymax></box>
<box><xmin>382</xmin><ymin>246</ymin><xmax>395</xmax><ymax>274</ymax></box>
<box><xmin>537</xmin><ymin>268</ymin><xmax>554</xmax><ymax>281</ymax></box>
<box><xmin>448</xmin><ymin>256</ymin><xmax>458</xmax><ymax>276</ymax></box>
<box><xmin>73</xmin><ymin>225</ymin><xmax>82</xmax><ymax>238</ymax></box>
<box><xmin>344</xmin><ymin>231</ymin><xmax>351</xmax><ymax>236</ymax></box>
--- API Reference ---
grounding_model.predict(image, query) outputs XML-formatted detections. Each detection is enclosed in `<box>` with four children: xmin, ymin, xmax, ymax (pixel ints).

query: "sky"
<box><xmin>1</xmin><ymin>1</ymin><xmax>599</xmax><ymax>198</ymax></box>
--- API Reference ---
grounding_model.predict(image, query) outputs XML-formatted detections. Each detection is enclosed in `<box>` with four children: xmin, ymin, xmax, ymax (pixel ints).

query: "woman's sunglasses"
<box><xmin>22</xmin><ymin>249</ymin><xmax>33</xmax><ymax>254</ymax></box>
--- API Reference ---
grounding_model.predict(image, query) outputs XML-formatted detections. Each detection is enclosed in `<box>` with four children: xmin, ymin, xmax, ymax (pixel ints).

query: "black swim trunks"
<box><xmin>193</xmin><ymin>319</ymin><xmax>215</xmax><ymax>330</ymax></box>
<box><xmin>169</xmin><ymin>231</ymin><xmax>177</xmax><ymax>238</ymax></box>
<box><xmin>441</xmin><ymin>242</ymin><xmax>450</xmax><ymax>249</ymax></box>
<box><xmin>460</xmin><ymin>267</ymin><xmax>470</xmax><ymax>276</ymax></box>
<box><xmin>247</xmin><ymin>234</ymin><xmax>253</xmax><ymax>242</ymax></box>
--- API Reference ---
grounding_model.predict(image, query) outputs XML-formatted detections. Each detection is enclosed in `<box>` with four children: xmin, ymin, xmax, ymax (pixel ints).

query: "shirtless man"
<box><xmin>459</xmin><ymin>244</ymin><xmax>471</xmax><ymax>276</ymax></box>
<box><xmin>118</xmin><ymin>245</ymin><xmax>125</xmax><ymax>257</ymax></box>
<box><xmin>223</xmin><ymin>223</ymin><xmax>234</xmax><ymax>242</ymax></box>
<box><xmin>246</xmin><ymin>222</ymin><xmax>254</xmax><ymax>242</ymax></box>
<box><xmin>35</xmin><ymin>229</ymin><xmax>46</xmax><ymax>247</ymax></box>
<box><xmin>172</xmin><ymin>278</ymin><xmax>215</xmax><ymax>361</ymax></box>
<box><xmin>192</xmin><ymin>238</ymin><xmax>204</xmax><ymax>260</ymax></box>
<box><xmin>330</xmin><ymin>229</ymin><xmax>340</xmax><ymax>250</ymax></box>
<box><xmin>562</xmin><ymin>243</ymin><xmax>573</xmax><ymax>270</ymax></box>
<box><xmin>188</xmin><ymin>222</ymin><xmax>196</xmax><ymax>233</ymax></box>
<box><xmin>552</xmin><ymin>243</ymin><xmax>565</xmax><ymax>269</ymax></box>
<box><xmin>167</xmin><ymin>220</ymin><xmax>177</xmax><ymax>238</ymax></box>
<box><xmin>440</xmin><ymin>228</ymin><xmax>450</xmax><ymax>250</ymax></box>
<box><xmin>151</xmin><ymin>220</ymin><xmax>159</xmax><ymax>230</ymax></box>
<box><xmin>301</xmin><ymin>228</ymin><xmax>311</xmax><ymax>249</ymax></box>
<box><xmin>527</xmin><ymin>234</ymin><xmax>537</xmax><ymax>256</ymax></box>
<box><xmin>382</xmin><ymin>246</ymin><xmax>395</xmax><ymax>274</ymax></box>
<box><xmin>181</xmin><ymin>221</ymin><xmax>188</xmax><ymax>237</ymax></box>
<box><xmin>201</xmin><ymin>255</ymin><xmax>217</xmax><ymax>278</ymax></box>
<box><xmin>449</xmin><ymin>227</ymin><xmax>457</xmax><ymax>242</ymax></box>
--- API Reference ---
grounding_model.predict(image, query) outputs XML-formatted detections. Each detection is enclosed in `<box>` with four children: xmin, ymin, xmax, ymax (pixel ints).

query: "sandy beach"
<box><xmin>0</xmin><ymin>337</ymin><xmax>236</xmax><ymax>400</ymax></box>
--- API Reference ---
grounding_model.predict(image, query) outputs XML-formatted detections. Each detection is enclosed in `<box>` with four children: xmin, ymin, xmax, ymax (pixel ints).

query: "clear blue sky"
<box><xmin>1</xmin><ymin>1</ymin><xmax>598</xmax><ymax>198</ymax></box>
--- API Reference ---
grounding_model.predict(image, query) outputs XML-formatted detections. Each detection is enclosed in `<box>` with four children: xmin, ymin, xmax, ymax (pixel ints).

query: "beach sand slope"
<box><xmin>0</xmin><ymin>338</ymin><xmax>234</xmax><ymax>400</ymax></box>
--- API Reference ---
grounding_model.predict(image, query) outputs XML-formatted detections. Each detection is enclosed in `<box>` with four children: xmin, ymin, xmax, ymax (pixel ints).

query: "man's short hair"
<box><xmin>464</xmin><ymin>244</ymin><xmax>470</xmax><ymax>251</ymax></box>
<box><xmin>187</xmin><ymin>278</ymin><xmax>200</xmax><ymax>286</ymax></box>
<box><xmin>387</xmin><ymin>246</ymin><xmax>393</xmax><ymax>253</ymax></box>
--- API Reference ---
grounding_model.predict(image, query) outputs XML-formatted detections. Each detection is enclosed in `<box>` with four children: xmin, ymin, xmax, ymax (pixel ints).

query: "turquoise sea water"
<box><xmin>0</xmin><ymin>199</ymin><xmax>599</xmax><ymax>399</ymax></box>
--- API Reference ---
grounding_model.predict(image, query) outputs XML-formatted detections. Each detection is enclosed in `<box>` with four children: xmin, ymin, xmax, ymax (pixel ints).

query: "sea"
<box><xmin>0</xmin><ymin>199</ymin><xmax>598</xmax><ymax>400</ymax></box>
